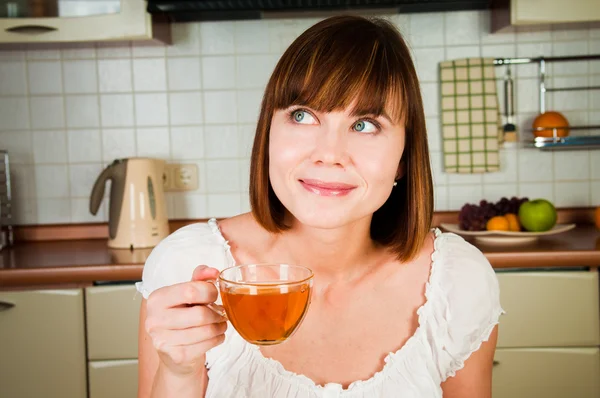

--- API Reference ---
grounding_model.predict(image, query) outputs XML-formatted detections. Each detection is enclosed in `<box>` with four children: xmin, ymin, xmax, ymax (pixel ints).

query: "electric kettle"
<box><xmin>90</xmin><ymin>158</ymin><xmax>169</xmax><ymax>249</ymax></box>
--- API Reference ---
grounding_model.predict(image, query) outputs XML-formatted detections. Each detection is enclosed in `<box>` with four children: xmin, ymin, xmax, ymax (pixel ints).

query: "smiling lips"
<box><xmin>299</xmin><ymin>179</ymin><xmax>357</xmax><ymax>197</ymax></box>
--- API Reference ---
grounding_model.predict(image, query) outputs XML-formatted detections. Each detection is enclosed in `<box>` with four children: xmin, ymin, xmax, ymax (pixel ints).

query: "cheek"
<box><xmin>349</xmin><ymin>136</ymin><xmax>404</xmax><ymax>187</ymax></box>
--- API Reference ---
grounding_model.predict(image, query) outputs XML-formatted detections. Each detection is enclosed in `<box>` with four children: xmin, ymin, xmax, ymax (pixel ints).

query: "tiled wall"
<box><xmin>0</xmin><ymin>10</ymin><xmax>599</xmax><ymax>225</ymax></box>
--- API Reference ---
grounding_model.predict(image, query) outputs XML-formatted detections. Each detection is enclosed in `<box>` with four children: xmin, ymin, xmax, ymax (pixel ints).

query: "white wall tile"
<box><xmin>12</xmin><ymin>198</ymin><xmax>37</xmax><ymax>224</ymax></box>
<box><xmin>235</xmin><ymin>21</ymin><xmax>270</xmax><ymax>54</ymax></box>
<box><xmin>420</xmin><ymin>82</ymin><xmax>439</xmax><ymax>117</ymax></box>
<box><xmin>444</xmin><ymin>11</ymin><xmax>481</xmax><ymax>46</ymax></box>
<box><xmin>429</xmin><ymin>151</ymin><xmax>448</xmax><ymax>185</ymax></box>
<box><xmin>27</xmin><ymin>61</ymin><xmax>62</xmax><ymax>94</ymax></box>
<box><xmin>136</xmin><ymin>127</ymin><xmax>171</xmax><ymax>158</ymax></box>
<box><xmin>205</xmin><ymin>125</ymin><xmax>238</xmax><ymax>158</ymax></box>
<box><xmin>37</xmin><ymin>199</ymin><xmax>71</xmax><ymax>224</ymax></box>
<box><xmin>167</xmin><ymin>23</ymin><xmax>201</xmax><ymax>56</ymax></box>
<box><xmin>35</xmin><ymin>165</ymin><xmax>69</xmax><ymax>198</ymax></box>
<box><xmin>482</xmin><ymin>183</ymin><xmax>519</xmax><ymax>202</ymax></box>
<box><xmin>409</xmin><ymin>13</ymin><xmax>444</xmax><ymax>47</ymax></box>
<box><xmin>68</xmin><ymin>129</ymin><xmax>102</xmax><ymax>163</ymax></box>
<box><xmin>554</xmin><ymin>181</ymin><xmax>590</xmax><ymax>207</ymax></box>
<box><xmin>10</xmin><ymin>164</ymin><xmax>35</xmax><ymax>199</ymax></box>
<box><xmin>204</xmin><ymin>91</ymin><xmax>236</xmax><ymax>124</ymax></box>
<box><xmin>61</xmin><ymin>43</ymin><xmax>96</xmax><ymax>60</ymax></box>
<box><xmin>133</xmin><ymin>58</ymin><xmax>167</xmax><ymax>92</ymax></box>
<box><xmin>516</xmin><ymin>78</ymin><xmax>542</xmax><ymax>113</ymax></box>
<box><xmin>208</xmin><ymin>193</ymin><xmax>241</xmax><ymax>217</ymax></box>
<box><xmin>100</xmin><ymin>94</ymin><xmax>134</xmax><ymax>127</ymax></box>
<box><xmin>238</xmin><ymin>124</ymin><xmax>256</xmax><ymax>158</ymax></box>
<box><xmin>446</xmin><ymin>45</ymin><xmax>481</xmax><ymax>59</ymax></box>
<box><xmin>32</xmin><ymin>130</ymin><xmax>67</xmax><ymax>164</ymax></box>
<box><xmin>202</xmin><ymin>56</ymin><xmax>235</xmax><ymax>90</ymax></box>
<box><xmin>236</xmin><ymin>55</ymin><xmax>275</xmax><ymax>89</ymax></box>
<box><xmin>448</xmin><ymin>184</ymin><xmax>484</xmax><ymax>210</ymax></box>
<box><xmin>171</xmin><ymin>193</ymin><xmax>207</xmax><ymax>219</ymax></box>
<box><xmin>516</xmin><ymin>42</ymin><xmax>553</xmax><ymax>78</ymax></box>
<box><xmin>483</xmin><ymin>149</ymin><xmax>518</xmax><ymax>184</ymax></box>
<box><xmin>135</xmin><ymin>93</ymin><xmax>169</xmax><ymax>126</ymax></box>
<box><xmin>170</xmin><ymin>126</ymin><xmax>204</xmax><ymax>159</ymax></box>
<box><xmin>0</xmin><ymin>61</ymin><xmax>26</xmax><ymax>95</ymax></box>
<box><xmin>66</xmin><ymin>95</ymin><xmax>100</xmax><ymax>128</ymax></box>
<box><xmin>426</xmin><ymin>117</ymin><xmax>441</xmax><ymax>152</ymax></box>
<box><xmin>200</xmin><ymin>21</ymin><xmax>235</xmax><ymax>55</ymax></box>
<box><xmin>102</xmin><ymin>128</ymin><xmax>136</xmax><ymax>161</ymax></box>
<box><xmin>553</xmin><ymin>151</ymin><xmax>590</xmax><ymax>181</ymax></box>
<box><xmin>0</xmin><ymin>50</ymin><xmax>25</xmax><ymax>62</ymax></box>
<box><xmin>71</xmin><ymin>197</ymin><xmax>104</xmax><ymax>223</ymax></box>
<box><xmin>518</xmin><ymin>149</ymin><xmax>554</xmax><ymax>182</ymax></box>
<box><xmin>552</xmin><ymin>41</ymin><xmax>589</xmax><ymax>76</ymax></box>
<box><xmin>69</xmin><ymin>164</ymin><xmax>102</xmax><ymax>197</ymax></box>
<box><xmin>26</xmin><ymin>49</ymin><xmax>60</xmax><ymax>60</ymax></box>
<box><xmin>552</xmin><ymin>77</ymin><xmax>589</xmax><ymax>111</ymax></box>
<box><xmin>132</xmin><ymin>43</ymin><xmax>166</xmax><ymax>57</ymax></box>
<box><xmin>236</xmin><ymin>90</ymin><xmax>263</xmax><ymax>124</ymax></box>
<box><xmin>167</xmin><ymin>57</ymin><xmax>201</xmax><ymax>91</ymax></box>
<box><xmin>482</xmin><ymin>43</ymin><xmax>516</xmax><ymax>59</ymax></box>
<box><xmin>412</xmin><ymin>48</ymin><xmax>445</xmax><ymax>82</ymax></box>
<box><xmin>591</xmin><ymin>151</ymin><xmax>600</xmax><ymax>180</ymax></box>
<box><xmin>29</xmin><ymin>96</ymin><xmax>65</xmax><ymax>129</ymax></box>
<box><xmin>239</xmin><ymin>157</ymin><xmax>251</xmax><ymax>192</ymax></box>
<box><xmin>98</xmin><ymin>59</ymin><xmax>133</xmax><ymax>93</ymax></box>
<box><xmin>0</xmin><ymin>97</ymin><xmax>29</xmax><ymax>130</ymax></box>
<box><xmin>240</xmin><ymin>191</ymin><xmax>251</xmax><ymax>213</ymax></box>
<box><xmin>434</xmin><ymin>185</ymin><xmax>449</xmax><ymax>211</ymax></box>
<box><xmin>96</xmin><ymin>42</ymin><xmax>132</xmax><ymax>58</ymax></box>
<box><xmin>516</xmin><ymin>25</ymin><xmax>552</xmax><ymax>42</ymax></box>
<box><xmin>518</xmin><ymin>182</ymin><xmax>554</xmax><ymax>201</ymax></box>
<box><xmin>551</xmin><ymin>24</ymin><xmax>589</xmax><ymax>41</ymax></box>
<box><xmin>63</xmin><ymin>60</ymin><xmax>98</xmax><ymax>94</ymax></box>
<box><xmin>169</xmin><ymin>92</ymin><xmax>202</xmax><ymax>125</ymax></box>
<box><xmin>447</xmin><ymin>172</ymin><xmax>483</xmax><ymax>185</ymax></box>
<box><xmin>206</xmin><ymin>160</ymin><xmax>240</xmax><ymax>193</ymax></box>
<box><xmin>0</xmin><ymin>131</ymin><xmax>32</xmax><ymax>164</ymax></box>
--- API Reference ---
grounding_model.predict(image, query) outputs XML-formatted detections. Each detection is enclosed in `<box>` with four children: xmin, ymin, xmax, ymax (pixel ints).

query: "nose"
<box><xmin>310</xmin><ymin>124</ymin><xmax>349</xmax><ymax>167</ymax></box>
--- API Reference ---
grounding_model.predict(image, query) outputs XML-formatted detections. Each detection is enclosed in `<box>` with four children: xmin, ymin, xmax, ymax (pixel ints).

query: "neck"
<box><xmin>279</xmin><ymin>215</ymin><xmax>379</xmax><ymax>282</ymax></box>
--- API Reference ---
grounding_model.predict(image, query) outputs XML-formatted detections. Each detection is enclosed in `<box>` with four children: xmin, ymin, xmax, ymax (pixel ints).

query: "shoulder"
<box><xmin>427</xmin><ymin>230</ymin><xmax>504</xmax><ymax>381</ymax></box>
<box><xmin>135</xmin><ymin>219</ymin><xmax>235</xmax><ymax>299</ymax></box>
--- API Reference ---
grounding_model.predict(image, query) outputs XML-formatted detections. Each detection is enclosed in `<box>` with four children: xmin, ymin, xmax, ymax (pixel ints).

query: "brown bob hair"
<box><xmin>249</xmin><ymin>15</ymin><xmax>433</xmax><ymax>262</ymax></box>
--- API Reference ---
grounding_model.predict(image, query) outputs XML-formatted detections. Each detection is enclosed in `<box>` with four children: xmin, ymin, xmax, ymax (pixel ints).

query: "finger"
<box><xmin>160</xmin><ymin>334</ymin><xmax>227</xmax><ymax>366</ymax></box>
<box><xmin>152</xmin><ymin>322</ymin><xmax>227</xmax><ymax>350</ymax></box>
<box><xmin>146</xmin><ymin>305</ymin><xmax>225</xmax><ymax>332</ymax></box>
<box><xmin>149</xmin><ymin>280</ymin><xmax>219</xmax><ymax>309</ymax></box>
<box><xmin>191</xmin><ymin>265</ymin><xmax>220</xmax><ymax>282</ymax></box>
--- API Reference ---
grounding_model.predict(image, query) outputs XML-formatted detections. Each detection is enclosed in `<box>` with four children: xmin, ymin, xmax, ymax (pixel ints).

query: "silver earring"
<box><xmin>393</xmin><ymin>181</ymin><xmax>398</xmax><ymax>187</ymax></box>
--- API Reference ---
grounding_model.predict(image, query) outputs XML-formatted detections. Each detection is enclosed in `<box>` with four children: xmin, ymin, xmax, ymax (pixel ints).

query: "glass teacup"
<box><xmin>207</xmin><ymin>263</ymin><xmax>314</xmax><ymax>346</ymax></box>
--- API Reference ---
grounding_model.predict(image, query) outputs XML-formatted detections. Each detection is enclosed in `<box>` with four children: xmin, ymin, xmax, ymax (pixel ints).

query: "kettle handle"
<box><xmin>89</xmin><ymin>164</ymin><xmax>114</xmax><ymax>216</ymax></box>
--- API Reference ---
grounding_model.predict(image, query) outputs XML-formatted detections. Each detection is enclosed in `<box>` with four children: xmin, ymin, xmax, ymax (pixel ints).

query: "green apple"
<box><xmin>518</xmin><ymin>199</ymin><xmax>557</xmax><ymax>232</ymax></box>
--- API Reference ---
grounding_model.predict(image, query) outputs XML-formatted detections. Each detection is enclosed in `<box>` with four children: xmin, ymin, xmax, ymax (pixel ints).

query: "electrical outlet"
<box><xmin>164</xmin><ymin>163</ymin><xmax>199</xmax><ymax>191</ymax></box>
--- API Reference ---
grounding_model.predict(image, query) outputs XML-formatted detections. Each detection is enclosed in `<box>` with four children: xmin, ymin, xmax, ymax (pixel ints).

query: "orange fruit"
<box><xmin>505</xmin><ymin>213</ymin><xmax>521</xmax><ymax>232</ymax></box>
<box><xmin>486</xmin><ymin>216</ymin><xmax>510</xmax><ymax>231</ymax></box>
<box><xmin>532</xmin><ymin>111</ymin><xmax>569</xmax><ymax>138</ymax></box>
<box><xmin>595</xmin><ymin>207</ymin><xmax>600</xmax><ymax>230</ymax></box>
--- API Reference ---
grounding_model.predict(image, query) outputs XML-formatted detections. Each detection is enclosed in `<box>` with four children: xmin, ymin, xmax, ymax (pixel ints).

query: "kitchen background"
<box><xmin>0</xmin><ymin>9</ymin><xmax>598</xmax><ymax>225</ymax></box>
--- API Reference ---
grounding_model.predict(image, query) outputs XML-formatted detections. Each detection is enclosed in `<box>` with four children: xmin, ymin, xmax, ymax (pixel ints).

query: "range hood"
<box><xmin>147</xmin><ymin>0</ymin><xmax>490</xmax><ymax>22</ymax></box>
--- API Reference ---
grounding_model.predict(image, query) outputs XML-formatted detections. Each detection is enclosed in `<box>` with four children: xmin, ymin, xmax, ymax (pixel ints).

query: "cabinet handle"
<box><xmin>0</xmin><ymin>301</ymin><xmax>15</xmax><ymax>311</ymax></box>
<box><xmin>5</xmin><ymin>25</ymin><xmax>57</xmax><ymax>34</ymax></box>
<box><xmin>493</xmin><ymin>360</ymin><xmax>500</xmax><ymax>367</ymax></box>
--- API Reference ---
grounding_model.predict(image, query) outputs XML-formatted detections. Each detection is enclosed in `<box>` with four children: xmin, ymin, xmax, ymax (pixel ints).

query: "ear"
<box><xmin>395</xmin><ymin>161</ymin><xmax>406</xmax><ymax>180</ymax></box>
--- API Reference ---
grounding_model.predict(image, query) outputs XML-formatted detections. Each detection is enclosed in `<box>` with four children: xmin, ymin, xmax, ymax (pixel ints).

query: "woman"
<box><xmin>137</xmin><ymin>15</ymin><xmax>503</xmax><ymax>398</ymax></box>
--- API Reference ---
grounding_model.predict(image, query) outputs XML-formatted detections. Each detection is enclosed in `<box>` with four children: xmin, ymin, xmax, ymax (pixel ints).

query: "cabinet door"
<box><xmin>0</xmin><ymin>289</ymin><xmax>87</xmax><ymax>398</ymax></box>
<box><xmin>496</xmin><ymin>271</ymin><xmax>600</xmax><ymax>348</ymax></box>
<box><xmin>493</xmin><ymin>347</ymin><xmax>600</xmax><ymax>398</ymax></box>
<box><xmin>89</xmin><ymin>359</ymin><xmax>138</xmax><ymax>398</ymax></box>
<box><xmin>512</xmin><ymin>0</ymin><xmax>600</xmax><ymax>25</ymax></box>
<box><xmin>86</xmin><ymin>284</ymin><xmax>142</xmax><ymax>360</ymax></box>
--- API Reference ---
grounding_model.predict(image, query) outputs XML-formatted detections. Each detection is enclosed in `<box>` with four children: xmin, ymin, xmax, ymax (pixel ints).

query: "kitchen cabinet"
<box><xmin>0</xmin><ymin>289</ymin><xmax>87</xmax><ymax>398</ymax></box>
<box><xmin>492</xmin><ymin>0</ymin><xmax>600</xmax><ymax>32</ymax></box>
<box><xmin>85</xmin><ymin>284</ymin><xmax>142</xmax><ymax>398</ymax></box>
<box><xmin>492</xmin><ymin>271</ymin><xmax>600</xmax><ymax>398</ymax></box>
<box><xmin>0</xmin><ymin>0</ymin><xmax>169</xmax><ymax>44</ymax></box>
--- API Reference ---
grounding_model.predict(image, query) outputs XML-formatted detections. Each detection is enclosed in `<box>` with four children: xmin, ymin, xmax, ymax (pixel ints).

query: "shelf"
<box><xmin>529</xmin><ymin>135</ymin><xmax>600</xmax><ymax>150</ymax></box>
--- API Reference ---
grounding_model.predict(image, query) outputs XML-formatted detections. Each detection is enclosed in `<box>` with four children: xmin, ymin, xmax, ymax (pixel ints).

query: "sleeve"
<box><xmin>135</xmin><ymin>222</ymin><xmax>235</xmax><ymax>299</ymax></box>
<box><xmin>431</xmin><ymin>233</ymin><xmax>505</xmax><ymax>382</ymax></box>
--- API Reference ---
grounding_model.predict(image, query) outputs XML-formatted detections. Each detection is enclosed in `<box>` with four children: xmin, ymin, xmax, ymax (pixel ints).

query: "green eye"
<box><xmin>291</xmin><ymin>109</ymin><xmax>316</xmax><ymax>124</ymax></box>
<box><xmin>354</xmin><ymin>120</ymin><xmax>377</xmax><ymax>133</ymax></box>
<box><xmin>293</xmin><ymin>110</ymin><xmax>305</xmax><ymax>122</ymax></box>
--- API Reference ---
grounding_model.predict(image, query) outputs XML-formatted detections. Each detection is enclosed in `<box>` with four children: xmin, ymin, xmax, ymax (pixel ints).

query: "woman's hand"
<box><xmin>144</xmin><ymin>265</ymin><xmax>227</xmax><ymax>377</ymax></box>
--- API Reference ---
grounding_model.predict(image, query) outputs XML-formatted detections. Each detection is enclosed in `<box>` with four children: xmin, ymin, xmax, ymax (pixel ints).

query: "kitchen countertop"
<box><xmin>1</xmin><ymin>224</ymin><xmax>599</xmax><ymax>288</ymax></box>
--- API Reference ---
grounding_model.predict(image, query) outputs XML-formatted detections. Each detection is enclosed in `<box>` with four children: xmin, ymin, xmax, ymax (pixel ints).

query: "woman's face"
<box><xmin>268</xmin><ymin>103</ymin><xmax>406</xmax><ymax>229</ymax></box>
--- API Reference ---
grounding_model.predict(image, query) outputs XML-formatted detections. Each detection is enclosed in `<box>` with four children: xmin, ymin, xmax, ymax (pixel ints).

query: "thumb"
<box><xmin>191</xmin><ymin>265</ymin><xmax>220</xmax><ymax>281</ymax></box>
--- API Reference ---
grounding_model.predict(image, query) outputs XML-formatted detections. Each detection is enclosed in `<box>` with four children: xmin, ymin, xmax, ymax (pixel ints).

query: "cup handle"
<box><xmin>205</xmin><ymin>280</ymin><xmax>228</xmax><ymax>319</ymax></box>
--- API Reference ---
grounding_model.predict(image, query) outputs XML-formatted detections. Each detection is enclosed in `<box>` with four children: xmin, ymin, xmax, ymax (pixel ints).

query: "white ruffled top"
<box><xmin>136</xmin><ymin>219</ymin><xmax>504</xmax><ymax>398</ymax></box>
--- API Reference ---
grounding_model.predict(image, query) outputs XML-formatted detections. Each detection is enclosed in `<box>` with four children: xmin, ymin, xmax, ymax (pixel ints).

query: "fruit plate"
<box><xmin>439</xmin><ymin>223</ymin><xmax>577</xmax><ymax>245</ymax></box>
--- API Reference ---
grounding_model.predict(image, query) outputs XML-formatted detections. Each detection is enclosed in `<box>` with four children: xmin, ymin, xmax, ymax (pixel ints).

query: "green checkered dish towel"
<box><xmin>439</xmin><ymin>58</ymin><xmax>502</xmax><ymax>173</ymax></box>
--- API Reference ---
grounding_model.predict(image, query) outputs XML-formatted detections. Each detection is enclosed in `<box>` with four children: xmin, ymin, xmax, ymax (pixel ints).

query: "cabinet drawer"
<box><xmin>496</xmin><ymin>271</ymin><xmax>600</xmax><ymax>348</ymax></box>
<box><xmin>0</xmin><ymin>289</ymin><xmax>87</xmax><ymax>398</ymax></box>
<box><xmin>493</xmin><ymin>347</ymin><xmax>600</xmax><ymax>398</ymax></box>
<box><xmin>86</xmin><ymin>285</ymin><xmax>142</xmax><ymax>360</ymax></box>
<box><xmin>88</xmin><ymin>359</ymin><xmax>138</xmax><ymax>398</ymax></box>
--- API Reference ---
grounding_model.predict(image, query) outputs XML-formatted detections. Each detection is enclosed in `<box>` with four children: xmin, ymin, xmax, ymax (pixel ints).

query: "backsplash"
<box><xmin>0</xmin><ymin>10</ymin><xmax>599</xmax><ymax>225</ymax></box>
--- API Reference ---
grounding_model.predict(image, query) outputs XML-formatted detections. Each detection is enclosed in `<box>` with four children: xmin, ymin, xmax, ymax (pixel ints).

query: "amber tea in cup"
<box><xmin>210</xmin><ymin>264</ymin><xmax>313</xmax><ymax>346</ymax></box>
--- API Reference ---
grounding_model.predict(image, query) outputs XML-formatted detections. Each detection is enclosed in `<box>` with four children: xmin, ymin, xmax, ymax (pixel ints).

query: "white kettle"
<box><xmin>90</xmin><ymin>158</ymin><xmax>169</xmax><ymax>249</ymax></box>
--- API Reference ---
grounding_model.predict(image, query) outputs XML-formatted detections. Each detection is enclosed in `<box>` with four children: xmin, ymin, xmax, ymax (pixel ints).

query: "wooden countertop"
<box><xmin>1</xmin><ymin>223</ymin><xmax>599</xmax><ymax>288</ymax></box>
